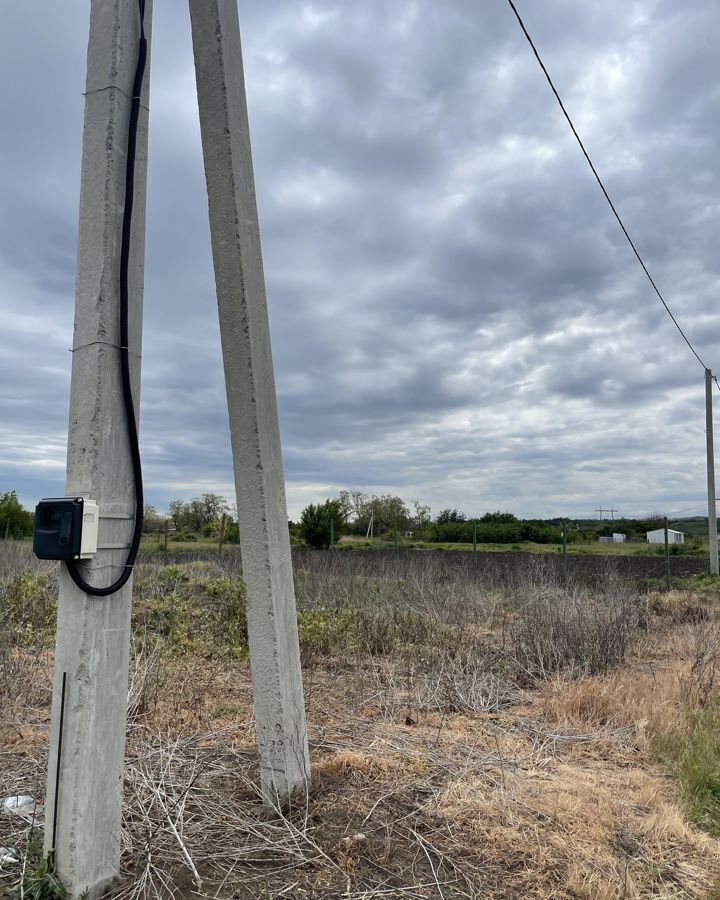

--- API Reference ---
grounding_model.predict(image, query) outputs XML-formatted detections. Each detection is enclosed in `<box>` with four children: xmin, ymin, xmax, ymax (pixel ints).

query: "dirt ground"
<box><xmin>1</xmin><ymin>593</ymin><xmax>719</xmax><ymax>900</ymax></box>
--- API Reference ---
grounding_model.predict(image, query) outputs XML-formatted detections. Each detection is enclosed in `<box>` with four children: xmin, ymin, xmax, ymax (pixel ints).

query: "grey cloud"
<box><xmin>1</xmin><ymin>0</ymin><xmax>719</xmax><ymax>521</ymax></box>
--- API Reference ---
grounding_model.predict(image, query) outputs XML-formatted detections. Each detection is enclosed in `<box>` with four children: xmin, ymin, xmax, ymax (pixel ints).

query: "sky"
<box><xmin>1</xmin><ymin>0</ymin><xmax>719</xmax><ymax>522</ymax></box>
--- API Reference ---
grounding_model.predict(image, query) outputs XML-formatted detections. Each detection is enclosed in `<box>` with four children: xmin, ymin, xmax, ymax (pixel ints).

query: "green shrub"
<box><xmin>0</xmin><ymin>573</ymin><xmax>56</xmax><ymax>646</ymax></box>
<box><xmin>299</xmin><ymin>500</ymin><xmax>347</xmax><ymax>548</ymax></box>
<box><xmin>146</xmin><ymin>593</ymin><xmax>192</xmax><ymax>649</ymax></box>
<box><xmin>0</xmin><ymin>491</ymin><xmax>34</xmax><ymax>539</ymax></box>
<box><xmin>154</xmin><ymin>564</ymin><xmax>192</xmax><ymax>589</ymax></box>
<box><xmin>8</xmin><ymin>828</ymin><xmax>66</xmax><ymax>900</ymax></box>
<box><xmin>134</xmin><ymin>564</ymin><xmax>248</xmax><ymax>657</ymax></box>
<box><xmin>653</xmin><ymin>709</ymin><xmax>720</xmax><ymax>835</ymax></box>
<box><xmin>296</xmin><ymin>606</ymin><xmax>356</xmax><ymax>656</ymax></box>
<box><xmin>203</xmin><ymin>577</ymin><xmax>248</xmax><ymax>653</ymax></box>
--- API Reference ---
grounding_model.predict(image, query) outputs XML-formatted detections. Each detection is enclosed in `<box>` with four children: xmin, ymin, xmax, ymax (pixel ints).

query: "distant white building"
<box><xmin>598</xmin><ymin>533</ymin><xmax>626</xmax><ymax>544</ymax></box>
<box><xmin>647</xmin><ymin>528</ymin><xmax>684</xmax><ymax>544</ymax></box>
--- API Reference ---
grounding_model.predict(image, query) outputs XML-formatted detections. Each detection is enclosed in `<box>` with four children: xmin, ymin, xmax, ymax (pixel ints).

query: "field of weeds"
<box><xmin>1</xmin><ymin>542</ymin><xmax>719</xmax><ymax>899</ymax></box>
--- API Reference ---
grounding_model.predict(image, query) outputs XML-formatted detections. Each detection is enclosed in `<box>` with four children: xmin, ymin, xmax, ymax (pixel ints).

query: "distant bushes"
<box><xmin>417</xmin><ymin>518</ymin><xmax>561</xmax><ymax>544</ymax></box>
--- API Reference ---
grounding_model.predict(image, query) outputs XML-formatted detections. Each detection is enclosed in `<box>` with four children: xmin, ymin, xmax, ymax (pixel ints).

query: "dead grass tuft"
<box><xmin>567</xmin><ymin>863</ymin><xmax>638</xmax><ymax>900</ymax></box>
<box><xmin>2</xmin><ymin>557</ymin><xmax>720</xmax><ymax>897</ymax></box>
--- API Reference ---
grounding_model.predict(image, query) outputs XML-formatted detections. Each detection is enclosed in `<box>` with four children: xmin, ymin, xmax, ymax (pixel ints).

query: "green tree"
<box><xmin>142</xmin><ymin>505</ymin><xmax>165</xmax><ymax>533</ymax></box>
<box><xmin>412</xmin><ymin>501</ymin><xmax>432</xmax><ymax>528</ymax></box>
<box><xmin>0</xmin><ymin>491</ymin><xmax>33</xmax><ymax>538</ymax></box>
<box><xmin>436</xmin><ymin>508</ymin><xmax>466</xmax><ymax>524</ymax></box>
<box><xmin>168</xmin><ymin>499</ymin><xmax>189</xmax><ymax>530</ymax></box>
<box><xmin>224</xmin><ymin>519</ymin><xmax>240</xmax><ymax>543</ymax></box>
<box><xmin>299</xmin><ymin>499</ymin><xmax>348</xmax><ymax>549</ymax></box>
<box><xmin>368</xmin><ymin>495</ymin><xmax>410</xmax><ymax>534</ymax></box>
<box><xmin>480</xmin><ymin>511</ymin><xmax>518</xmax><ymax>524</ymax></box>
<box><xmin>167</xmin><ymin>494</ymin><xmax>229</xmax><ymax>532</ymax></box>
<box><xmin>198</xmin><ymin>493</ymin><xmax>228</xmax><ymax>524</ymax></box>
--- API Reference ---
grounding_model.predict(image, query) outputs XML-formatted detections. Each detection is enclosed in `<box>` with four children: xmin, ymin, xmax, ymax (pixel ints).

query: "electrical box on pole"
<box><xmin>33</xmin><ymin>498</ymin><xmax>99</xmax><ymax>561</ymax></box>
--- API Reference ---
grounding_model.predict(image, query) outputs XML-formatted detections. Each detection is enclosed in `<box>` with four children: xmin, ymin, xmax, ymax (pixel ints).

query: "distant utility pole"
<box><xmin>705</xmin><ymin>370</ymin><xmax>718</xmax><ymax>575</ymax></box>
<box><xmin>562</xmin><ymin>519</ymin><xmax>568</xmax><ymax>588</ymax></box>
<box><xmin>595</xmin><ymin>507</ymin><xmax>617</xmax><ymax>521</ymax></box>
<box><xmin>473</xmin><ymin>519</ymin><xmax>478</xmax><ymax>581</ymax></box>
<box><xmin>218</xmin><ymin>512</ymin><xmax>226</xmax><ymax>556</ymax></box>
<box><xmin>664</xmin><ymin>516</ymin><xmax>671</xmax><ymax>590</ymax></box>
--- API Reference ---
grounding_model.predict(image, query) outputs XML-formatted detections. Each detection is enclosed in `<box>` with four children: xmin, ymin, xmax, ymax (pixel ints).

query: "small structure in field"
<box><xmin>647</xmin><ymin>528</ymin><xmax>684</xmax><ymax>544</ymax></box>
<box><xmin>598</xmin><ymin>533</ymin><xmax>626</xmax><ymax>543</ymax></box>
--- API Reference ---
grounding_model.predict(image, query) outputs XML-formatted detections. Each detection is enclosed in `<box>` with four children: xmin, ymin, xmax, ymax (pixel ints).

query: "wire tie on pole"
<box><xmin>70</xmin><ymin>340</ymin><xmax>141</xmax><ymax>358</ymax></box>
<box><xmin>83</xmin><ymin>85</ymin><xmax>149</xmax><ymax>111</ymax></box>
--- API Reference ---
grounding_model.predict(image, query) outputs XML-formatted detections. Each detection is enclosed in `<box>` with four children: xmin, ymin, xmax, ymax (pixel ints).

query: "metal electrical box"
<box><xmin>33</xmin><ymin>497</ymin><xmax>99</xmax><ymax>561</ymax></box>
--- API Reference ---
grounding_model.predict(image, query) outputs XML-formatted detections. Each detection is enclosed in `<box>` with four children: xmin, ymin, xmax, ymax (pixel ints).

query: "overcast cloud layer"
<box><xmin>1</xmin><ymin>0</ymin><xmax>719</xmax><ymax>521</ymax></box>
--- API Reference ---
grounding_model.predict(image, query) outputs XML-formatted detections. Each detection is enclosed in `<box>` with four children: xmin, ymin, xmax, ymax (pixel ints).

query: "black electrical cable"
<box><xmin>66</xmin><ymin>0</ymin><xmax>147</xmax><ymax>597</ymax></box>
<box><xmin>504</xmin><ymin>0</ymin><xmax>714</xmax><ymax>377</ymax></box>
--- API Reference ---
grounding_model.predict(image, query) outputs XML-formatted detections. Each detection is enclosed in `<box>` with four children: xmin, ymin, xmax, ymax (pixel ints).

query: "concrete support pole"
<box><xmin>44</xmin><ymin>2</ymin><xmax>152</xmax><ymax>896</ymax></box>
<box><xmin>188</xmin><ymin>0</ymin><xmax>309</xmax><ymax>803</ymax></box>
<box><xmin>706</xmin><ymin>369</ymin><xmax>719</xmax><ymax>575</ymax></box>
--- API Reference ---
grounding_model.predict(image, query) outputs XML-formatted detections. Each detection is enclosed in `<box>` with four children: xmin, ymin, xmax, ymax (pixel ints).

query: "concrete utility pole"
<box><xmin>706</xmin><ymin>370</ymin><xmax>719</xmax><ymax>575</ymax></box>
<box><xmin>44</xmin><ymin>2</ymin><xmax>152</xmax><ymax>896</ymax></box>
<box><xmin>189</xmin><ymin>0</ymin><xmax>309</xmax><ymax>804</ymax></box>
<box><xmin>218</xmin><ymin>511</ymin><xmax>226</xmax><ymax>556</ymax></box>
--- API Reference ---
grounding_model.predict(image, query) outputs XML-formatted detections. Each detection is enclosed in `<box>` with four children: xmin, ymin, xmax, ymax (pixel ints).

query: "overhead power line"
<box><xmin>504</xmin><ymin>0</ymin><xmax>714</xmax><ymax>381</ymax></box>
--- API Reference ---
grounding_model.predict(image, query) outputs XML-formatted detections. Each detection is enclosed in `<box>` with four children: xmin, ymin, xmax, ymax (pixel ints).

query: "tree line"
<box><xmin>145</xmin><ymin>493</ymin><xmax>240</xmax><ymax>543</ymax></box>
<box><xmin>296</xmin><ymin>494</ymin><xmax>564</xmax><ymax>548</ymax></box>
<box><xmin>295</xmin><ymin>494</ymin><xmax>681</xmax><ymax>549</ymax></box>
<box><xmin>1</xmin><ymin>486</ymin><xmax>694</xmax><ymax>550</ymax></box>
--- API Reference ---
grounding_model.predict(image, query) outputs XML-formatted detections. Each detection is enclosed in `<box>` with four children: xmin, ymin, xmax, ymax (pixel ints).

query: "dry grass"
<box><xmin>2</xmin><ymin>635</ymin><xmax>720</xmax><ymax>899</ymax></box>
<box><xmin>2</xmin><ymin>558</ymin><xmax>720</xmax><ymax>898</ymax></box>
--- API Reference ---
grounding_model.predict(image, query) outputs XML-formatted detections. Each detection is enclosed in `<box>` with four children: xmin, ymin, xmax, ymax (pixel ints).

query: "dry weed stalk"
<box><xmin>678</xmin><ymin>617</ymin><xmax>720</xmax><ymax>709</ymax></box>
<box><xmin>113</xmin><ymin>730</ymin><xmax>335</xmax><ymax>900</ymax></box>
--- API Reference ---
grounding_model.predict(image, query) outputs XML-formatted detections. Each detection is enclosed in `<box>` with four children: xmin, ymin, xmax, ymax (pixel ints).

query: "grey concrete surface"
<box><xmin>44</xmin><ymin>1</ymin><xmax>152</xmax><ymax>896</ymax></box>
<box><xmin>188</xmin><ymin>0</ymin><xmax>310</xmax><ymax>804</ymax></box>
